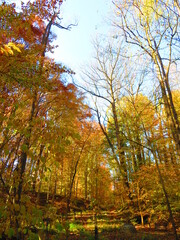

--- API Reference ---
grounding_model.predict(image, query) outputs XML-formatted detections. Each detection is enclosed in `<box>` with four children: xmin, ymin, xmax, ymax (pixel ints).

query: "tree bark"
<box><xmin>152</xmin><ymin>149</ymin><xmax>179</xmax><ymax>240</ymax></box>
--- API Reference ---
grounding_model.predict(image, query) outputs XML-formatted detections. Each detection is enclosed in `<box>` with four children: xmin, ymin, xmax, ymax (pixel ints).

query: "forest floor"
<box><xmin>1</xmin><ymin>193</ymin><xmax>179</xmax><ymax>239</ymax></box>
<box><xmin>1</xmin><ymin>210</ymin><xmax>180</xmax><ymax>239</ymax></box>
<box><xmin>68</xmin><ymin>231</ymin><xmax>178</xmax><ymax>240</ymax></box>
<box><xmin>39</xmin><ymin>226</ymin><xmax>179</xmax><ymax>240</ymax></box>
<box><xmin>37</xmin><ymin>212</ymin><xmax>180</xmax><ymax>240</ymax></box>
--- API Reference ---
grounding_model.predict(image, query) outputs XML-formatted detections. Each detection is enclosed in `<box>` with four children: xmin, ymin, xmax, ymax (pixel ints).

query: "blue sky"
<box><xmin>51</xmin><ymin>0</ymin><xmax>112</xmax><ymax>74</ymax></box>
<box><xmin>13</xmin><ymin>0</ymin><xmax>112</xmax><ymax>76</ymax></box>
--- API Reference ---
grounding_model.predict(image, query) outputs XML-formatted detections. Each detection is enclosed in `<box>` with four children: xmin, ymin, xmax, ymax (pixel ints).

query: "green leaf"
<box><xmin>4</xmin><ymin>149</ymin><xmax>9</xmax><ymax>155</ymax></box>
<box><xmin>23</xmin><ymin>228</ymin><xmax>28</xmax><ymax>235</ymax></box>
<box><xmin>28</xmin><ymin>231</ymin><xmax>39</xmax><ymax>240</ymax></box>
<box><xmin>55</xmin><ymin>222</ymin><xmax>63</xmax><ymax>232</ymax></box>
<box><xmin>8</xmin><ymin>228</ymin><xmax>14</xmax><ymax>238</ymax></box>
<box><xmin>21</xmin><ymin>144</ymin><xmax>28</xmax><ymax>152</ymax></box>
<box><xmin>40</xmin><ymin>156</ymin><xmax>45</xmax><ymax>163</ymax></box>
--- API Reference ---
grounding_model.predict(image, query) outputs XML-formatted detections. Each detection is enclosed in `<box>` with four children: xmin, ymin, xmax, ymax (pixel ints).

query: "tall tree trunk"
<box><xmin>151</xmin><ymin>148</ymin><xmax>178</xmax><ymax>240</ymax></box>
<box><xmin>32</xmin><ymin>145</ymin><xmax>44</xmax><ymax>192</ymax></box>
<box><xmin>17</xmin><ymin>93</ymin><xmax>37</xmax><ymax>204</ymax></box>
<box><xmin>153</xmin><ymin>46</ymin><xmax>180</xmax><ymax>155</ymax></box>
<box><xmin>84</xmin><ymin>168</ymin><xmax>88</xmax><ymax>200</ymax></box>
<box><xmin>52</xmin><ymin>166</ymin><xmax>57</xmax><ymax>204</ymax></box>
<box><xmin>15</xmin><ymin>14</ymin><xmax>56</xmax><ymax>205</ymax></box>
<box><xmin>67</xmin><ymin>136</ymin><xmax>90</xmax><ymax>212</ymax></box>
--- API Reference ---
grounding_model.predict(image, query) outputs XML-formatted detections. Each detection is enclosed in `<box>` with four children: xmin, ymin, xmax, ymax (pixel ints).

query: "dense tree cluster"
<box><xmin>0</xmin><ymin>0</ymin><xmax>179</xmax><ymax>239</ymax></box>
<box><xmin>81</xmin><ymin>1</ymin><xmax>180</xmax><ymax>238</ymax></box>
<box><xmin>0</xmin><ymin>1</ymin><xmax>107</xmax><ymax>238</ymax></box>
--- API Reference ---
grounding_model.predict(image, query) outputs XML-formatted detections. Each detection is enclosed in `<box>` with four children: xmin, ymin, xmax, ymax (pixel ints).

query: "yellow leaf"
<box><xmin>8</xmin><ymin>42</ymin><xmax>22</xmax><ymax>53</ymax></box>
<box><xmin>0</xmin><ymin>42</ymin><xmax>23</xmax><ymax>55</ymax></box>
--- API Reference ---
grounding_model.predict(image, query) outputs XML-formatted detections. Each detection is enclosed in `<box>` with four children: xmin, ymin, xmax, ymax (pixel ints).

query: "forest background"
<box><xmin>0</xmin><ymin>0</ymin><xmax>180</xmax><ymax>239</ymax></box>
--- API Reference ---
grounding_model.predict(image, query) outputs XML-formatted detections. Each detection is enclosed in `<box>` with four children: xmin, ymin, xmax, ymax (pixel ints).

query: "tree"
<box><xmin>0</xmin><ymin>1</ymin><xmax>85</xmax><ymax>238</ymax></box>
<box><xmin>80</xmin><ymin>38</ymin><xmax>137</xmax><ymax>200</ymax></box>
<box><xmin>113</xmin><ymin>0</ymin><xmax>180</xmax><ymax>155</ymax></box>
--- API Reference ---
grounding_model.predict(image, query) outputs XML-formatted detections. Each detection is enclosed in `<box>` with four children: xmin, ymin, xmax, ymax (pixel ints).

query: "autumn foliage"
<box><xmin>0</xmin><ymin>0</ymin><xmax>180</xmax><ymax>240</ymax></box>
